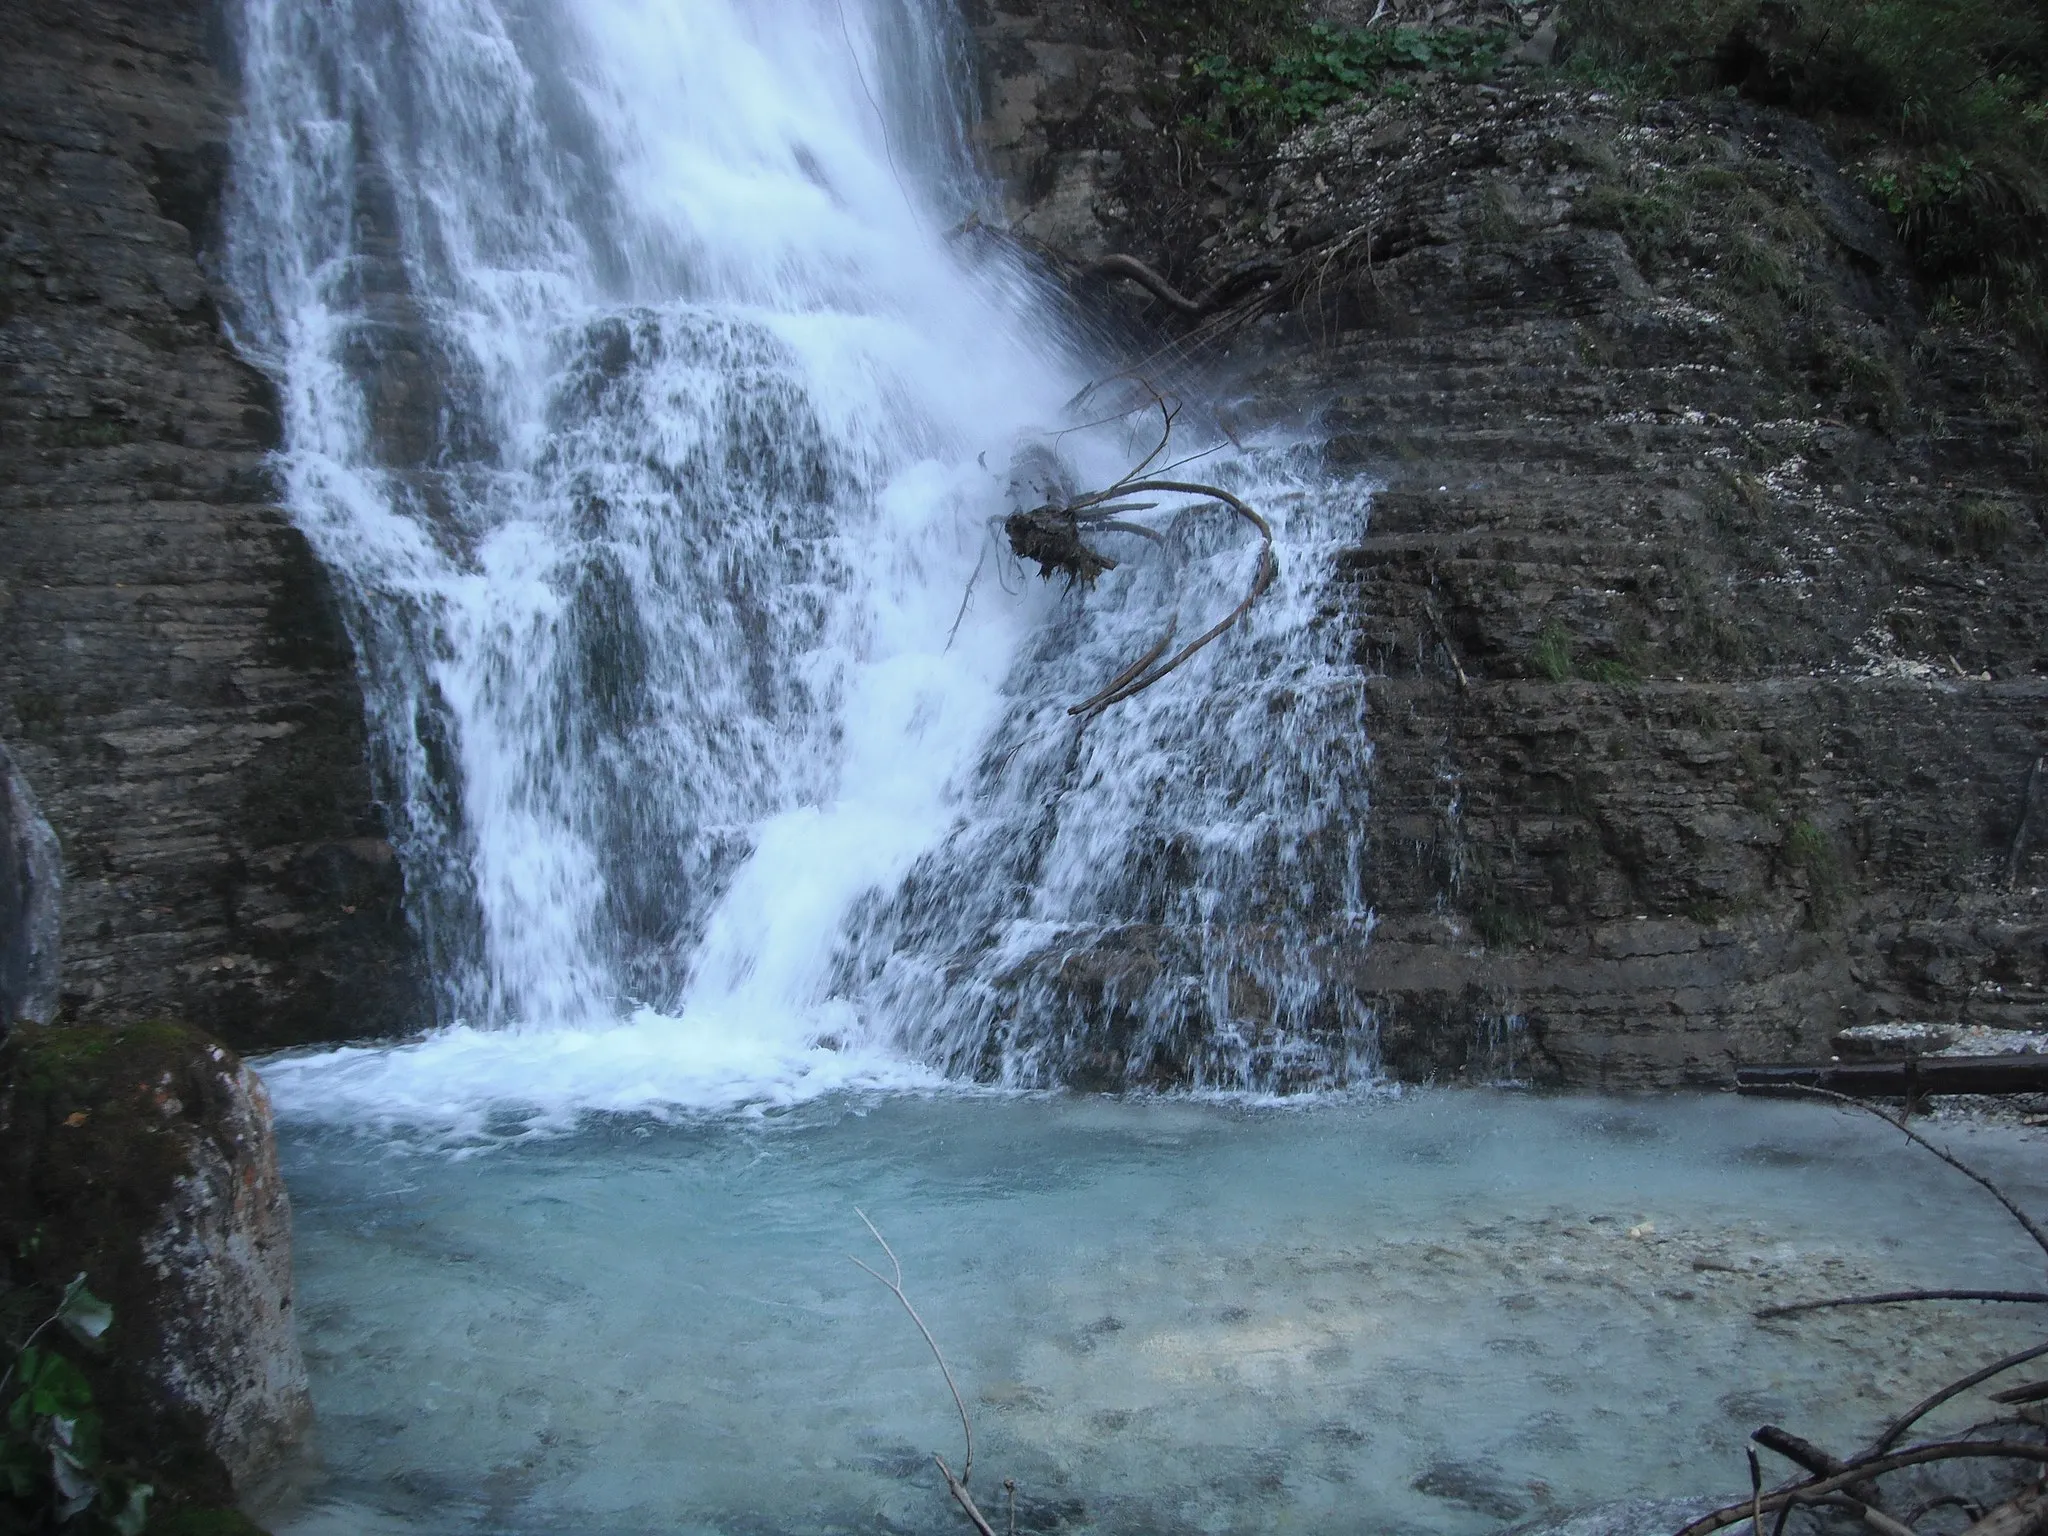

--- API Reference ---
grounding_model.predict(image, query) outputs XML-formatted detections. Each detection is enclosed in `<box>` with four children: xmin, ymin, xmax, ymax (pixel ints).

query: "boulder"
<box><xmin>0</xmin><ymin>1020</ymin><xmax>311</xmax><ymax>1509</ymax></box>
<box><xmin>0</xmin><ymin>741</ymin><xmax>61</xmax><ymax>1027</ymax></box>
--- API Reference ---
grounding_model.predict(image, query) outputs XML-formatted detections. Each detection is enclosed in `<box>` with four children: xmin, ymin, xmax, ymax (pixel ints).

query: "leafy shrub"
<box><xmin>1</xmin><ymin>1276</ymin><xmax>150</xmax><ymax>1534</ymax></box>
<box><xmin>1474</xmin><ymin>901</ymin><xmax>1546</xmax><ymax>948</ymax></box>
<box><xmin>1184</xmin><ymin>22</ymin><xmax>1513</xmax><ymax>145</ymax></box>
<box><xmin>1957</xmin><ymin>497</ymin><xmax>2018</xmax><ymax>554</ymax></box>
<box><xmin>1782</xmin><ymin>818</ymin><xmax>1845</xmax><ymax>917</ymax></box>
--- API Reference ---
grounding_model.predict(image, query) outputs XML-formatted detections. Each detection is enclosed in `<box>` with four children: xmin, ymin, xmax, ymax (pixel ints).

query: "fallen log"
<box><xmin>1737</xmin><ymin>1057</ymin><xmax>2048</xmax><ymax>1098</ymax></box>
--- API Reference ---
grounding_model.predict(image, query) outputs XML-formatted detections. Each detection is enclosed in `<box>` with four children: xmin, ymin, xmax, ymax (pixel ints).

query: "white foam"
<box><xmin>260</xmin><ymin>1009</ymin><xmax>950</xmax><ymax>1142</ymax></box>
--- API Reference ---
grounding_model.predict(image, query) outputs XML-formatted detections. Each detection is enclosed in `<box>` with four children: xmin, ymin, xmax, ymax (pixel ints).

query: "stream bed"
<box><xmin>263</xmin><ymin>1089</ymin><xmax>2046</xmax><ymax>1536</ymax></box>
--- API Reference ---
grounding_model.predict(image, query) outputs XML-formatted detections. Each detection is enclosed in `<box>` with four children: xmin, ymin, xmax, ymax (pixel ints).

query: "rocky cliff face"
<box><xmin>0</xmin><ymin>0</ymin><xmax>422</xmax><ymax>1048</ymax></box>
<box><xmin>967</xmin><ymin>3</ymin><xmax>2048</xmax><ymax>1085</ymax></box>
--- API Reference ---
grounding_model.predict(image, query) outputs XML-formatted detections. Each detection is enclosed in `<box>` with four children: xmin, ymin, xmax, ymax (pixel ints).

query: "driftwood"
<box><xmin>1867</xmin><ymin>1341</ymin><xmax>2048</xmax><ymax>1458</ymax></box>
<box><xmin>1739</xmin><ymin>1058</ymin><xmax>2048</xmax><ymax>1099</ymax></box>
<box><xmin>1755</xmin><ymin>1426</ymin><xmax>1889</xmax><ymax>1513</ymax></box>
<box><xmin>1758</xmin><ymin>1291</ymin><xmax>2048</xmax><ymax>1320</ymax></box>
<box><xmin>1957</xmin><ymin>1488</ymin><xmax>2048</xmax><ymax>1536</ymax></box>
<box><xmin>1084</xmin><ymin>253</ymin><xmax>1284</xmax><ymax>316</ymax></box>
<box><xmin>995</xmin><ymin>386</ymin><xmax>1278</xmax><ymax>720</ymax></box>
<box><xmin>1669</xmin><ymin>1080</ymin><xmax>2048</xmax><ymax>1536</ymax></box>
<box><xmin>1004</xmin><ymin>508</ymin><xmax>1121</xmax><ymax>587</ymax></box>
<box><xmin>1673</xmin><ymin>1444</ymin><xmax>2048</xmax><ymax>1536</ymax></box>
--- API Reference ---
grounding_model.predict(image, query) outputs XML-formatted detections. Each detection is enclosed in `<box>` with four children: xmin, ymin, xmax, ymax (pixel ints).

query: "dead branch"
<box><xmin>934</xmin><ymin>1455</ymin><xmax>999</xmax><ymax>1536</ymax></box>
<box><xmin>947</xmin><ymin>547</ymin><xmax>989</xmax><ymax>652</ymax></box>
<box><xmin>1084</xmin><ymin>254</ymin><xmax>1284</xmax><ymax>317</ymax></box>
<box><xmin>1674</xmin><ymin>1444</ymin><xmax>2048</xmax><ymax>1536</ymax></box>
<box><xmin>1865</xmin><ymin>1340</ymin><xmax>2048</xmax><ymax>1457</ymax></box>
<box><xmin>1758</xmin><ymin>1291</ymin><xmax>2048</xmax><ymax>1319</ymax></box>
<box><xmin>849</xmin><ymin>1210</ymin><xmax>1002</xmax><ymax>1536</ymax></box>
<box><xmin>1061</xmin><ymin>476</ymin><xmax>1277</xmax><ymax>718</ymax></box>
<box><xmin>1763</xmin><ymin>1085</ymin><xmax>2048</xmax><ymax>1267</ymax></box>
<box><xmin>1957</xmin><ymin>1487</ymin><xmax>2047</xmax><ymax>1536</ymax></box>
<box><xmin>1757</xmin><ymin>1427</ymin><xmax>1855</xmax><ymax>1482</ymax></box>
<box><xmin>1909</xmin><ymin>1496</ymin><xmax>1989</xmax><ymax>1525</ymax></box>
<box><xmin>1006</xmin><ymin>508</ymin><xmax>1120</xmax><ymax>587</ymax></box>
<box><xmin>1991</xmin><ymin>1381</ymin><xmax>2048</xmax><ymax>1406</ymax></box>
<box><xmin>1825</xmin><ymin>1498</ymin><xmax>1929</xmax><ymax>1536</ymax></box>
<box><xmin>1068</xmin><ymin>616</ymin><xmax>1181</xmax><ymax>719</ymax></box>
<box><xmin>1754</xmin><ymin>1426</ymin><xmax>1891</xmax><ymax>1521</ymax></box>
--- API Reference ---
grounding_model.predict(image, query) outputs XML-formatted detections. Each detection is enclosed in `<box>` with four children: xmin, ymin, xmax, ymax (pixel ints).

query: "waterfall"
<box><xmin>224</xmin><ymin>0</ymin><xmax>1377</xmax><ymax>1129</ymax></box>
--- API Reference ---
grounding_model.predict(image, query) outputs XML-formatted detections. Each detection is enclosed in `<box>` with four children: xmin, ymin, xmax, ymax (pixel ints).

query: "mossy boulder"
<box><xmin>0</xmin><ymin>1020</ymin><xmax>309</xmax><ymax>1527</ymax></box>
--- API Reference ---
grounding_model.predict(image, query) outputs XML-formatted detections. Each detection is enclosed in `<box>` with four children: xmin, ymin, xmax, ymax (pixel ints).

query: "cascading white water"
<box><xmin>225</xmin><ymin>0</ymin><xmax>1380</xmax><ymax>1129</ymax></box>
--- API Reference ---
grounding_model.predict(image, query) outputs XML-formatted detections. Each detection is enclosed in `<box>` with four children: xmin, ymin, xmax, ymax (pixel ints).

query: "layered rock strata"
<box><xmin>969</xmin><ymin>7</ymin><xmax>2048</xmax><ymax>1086</ymax></box>
<box><xmin>0</xmin><ymin>0</ymin><xmax>422</xmax><ymax>1048</ymax></box>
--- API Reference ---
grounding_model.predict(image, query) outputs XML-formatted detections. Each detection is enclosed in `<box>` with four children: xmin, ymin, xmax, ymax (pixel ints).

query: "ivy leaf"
<box><xmin>49</xmin><ymin>1442</ymin><xmax>99</xmax><ymax>1516</ymax></box>
<box><xmin>19</xmin><ymin>1348</ymin><xmax>94</xmax><ymax>1421</ymax></box>
<box><xmin>57</xmin><ymin>1276</ymin><xmax>114</xmax><ymax>1346</ymax></box>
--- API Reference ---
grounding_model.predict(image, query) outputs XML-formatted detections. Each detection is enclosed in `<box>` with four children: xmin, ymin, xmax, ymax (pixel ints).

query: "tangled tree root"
<box><xmin>994</xmin><ymin>387</ymin><xmax>1278</xmax><ymax>721</ymax></box>
<box><xmin>1003</xmin><ymin>508</ymin><xmax>1119</xmax><ymax>588</ymax></box>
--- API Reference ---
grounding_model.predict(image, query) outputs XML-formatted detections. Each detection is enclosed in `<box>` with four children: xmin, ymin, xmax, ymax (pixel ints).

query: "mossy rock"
<box><xmin>1</xmin><ymin>1020</ymin><xmax>258</xmax><ymax>1512</ymax></box>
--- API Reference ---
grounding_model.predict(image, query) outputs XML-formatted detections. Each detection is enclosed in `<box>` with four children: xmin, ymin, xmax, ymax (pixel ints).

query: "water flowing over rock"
<box><xmin>971</xmin><ymin>10</ymin><xmax>2048</xmax><ymax>1086</ymax></box>
<box><xmin>221</xmin><ymin>0</ymin><xmax>1386</xmax><ymax>1122</ymax></box>
<box><xmin>0</xmin><ymin>742</ymin><xmax>61</xmax><ymax>1026</ymax></box>
<box><xmin>4</xmin><ymin>0</ymin><xmax>2043</xmax><ymax>1099</ymax></box>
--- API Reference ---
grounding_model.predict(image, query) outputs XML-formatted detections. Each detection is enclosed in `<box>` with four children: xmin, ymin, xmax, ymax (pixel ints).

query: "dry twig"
<box><xmin>849</xmin><ymin>1210</ymin><xmax>1001</xmax><ymax>1536</ymax></box>
<box><xmin>1758</xmin><ymin>1290</ymin><xmax>2048</xmax><ymax>1319</ymax></box>
<box><xmin>1865</xmin><ymin>1340</ymin><xmax>2048</xmax><ymax>1458</ymax></box>
<box><xmin>1674</xmin><ymin>1444</ymin><xmax>2048</xmax><ymax>1536</ymax></box>
<box><xmin>1756</xmin><ymin>1085</ymin><xmax>2048</xmax><ymax>1268</ymax></box>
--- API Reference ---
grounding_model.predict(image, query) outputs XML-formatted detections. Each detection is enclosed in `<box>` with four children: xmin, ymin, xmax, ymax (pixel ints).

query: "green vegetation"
<box><xmin>1562</xmin><ymin>0</ymin><xmax>2048</xmax><ymax>346</ymax></box>
<box><xmin>1957</xmin><ymin>496</ymin><xmax>2018</xmax><ymax>555</ymax></box>
<box><xmin>1</xmin><ymin>1023</ymin><xmax>262</xmax><ymax>1534</ymax></box>
<box><xmin>1473</xmin><ymin>900</ymin><xmax>1546</xmax><ymax>949</ymax></box>
<box><xmin>1186</xmin><ymin>23</ymin><xmax>1513</xmax><ymax>143</ymax></box>
<box><xmin>1530</xmin><ymin>619</ymin><xmax>1639</xmax><ymax>683</ymax></box>
<box><xmin>1117</xmin><ymin>0</ymin><xmax>1518</xmax><ymax>147</ymax></box>
<box><xmin>2</xmin><ymin>1277</ymin><xmax>151</xmax><ymax>1534</ymax></box>
<box><xmin>1532</xmin><ymin>619</ymin><xmax>1576</xmax><ymax>681</ymax></box>
<box><xmin>1782</xmin><ymin>817</ymin><xmax>1846</xmax><ymax>917</ymax></box>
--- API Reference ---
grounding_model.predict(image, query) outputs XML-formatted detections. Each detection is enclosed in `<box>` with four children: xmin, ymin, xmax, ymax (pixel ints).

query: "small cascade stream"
<box><xmin>225</xmin><ymin>0</ymin><xmax>1378</xmax><ymax>1126</ymax></box>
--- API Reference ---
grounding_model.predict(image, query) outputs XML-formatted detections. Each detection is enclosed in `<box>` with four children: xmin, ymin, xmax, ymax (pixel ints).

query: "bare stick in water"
<box><xmin>1761</xmin><ymin>1085</ymin><xmax>2048</xmax><ymax>1266</ymax></box>
<box><xmin>1757</xmin><ymin>1289</ymin><xmax>2048</xmax><ymax>1319</ymax></box>
<box><xmin>850</xmin><ymin>1210</ymin><xmax>1001</xmax><ymax>1536</ymax></box>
